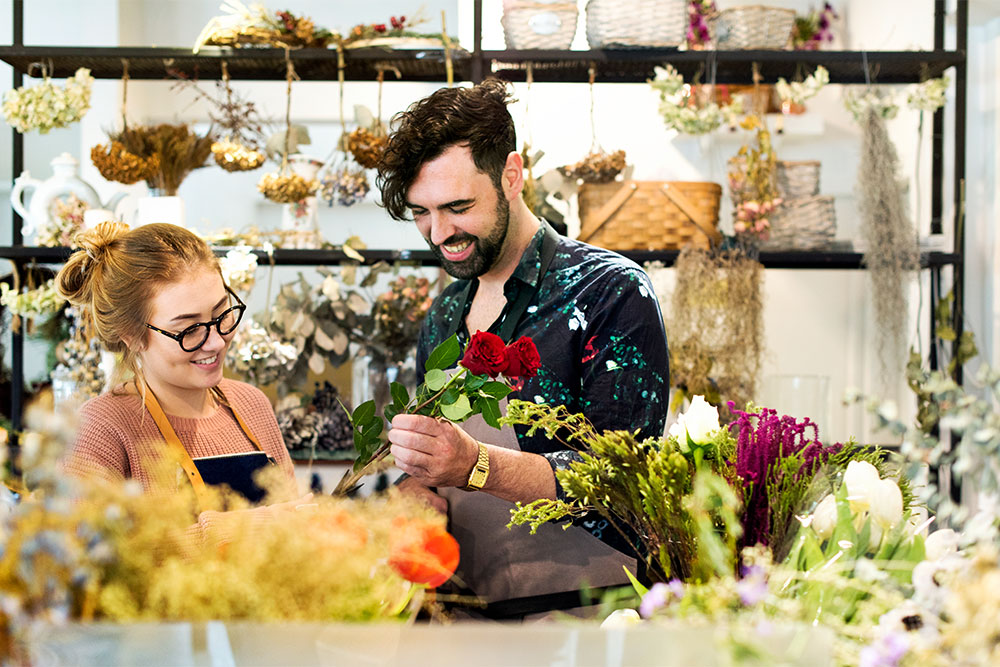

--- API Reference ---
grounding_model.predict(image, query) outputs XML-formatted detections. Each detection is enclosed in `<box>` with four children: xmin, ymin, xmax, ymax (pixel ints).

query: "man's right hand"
<box><xmin>396</xmin><ymin>476</ymin><xmax>448</xmax><ymax>515</ymax></box>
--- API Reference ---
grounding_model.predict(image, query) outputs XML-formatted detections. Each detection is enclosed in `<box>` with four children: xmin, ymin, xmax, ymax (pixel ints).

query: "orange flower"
<box><xmin>389</xmin><ymin>519</ymin><xmax>460</xmax><ymax>587</ymax></box>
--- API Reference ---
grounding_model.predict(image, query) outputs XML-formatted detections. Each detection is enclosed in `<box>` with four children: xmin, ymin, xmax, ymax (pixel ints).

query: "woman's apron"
<box><xmin>438</xmin><ymin>221</ymin><xmax>635</xmax><ymax>605</ymax></box>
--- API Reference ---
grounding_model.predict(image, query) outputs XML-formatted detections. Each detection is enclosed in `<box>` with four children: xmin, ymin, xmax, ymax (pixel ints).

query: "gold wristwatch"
<box><xmin>463</xmin><ymin>442</ymin><xmax>490</xmax><ymax>491</ymax></box>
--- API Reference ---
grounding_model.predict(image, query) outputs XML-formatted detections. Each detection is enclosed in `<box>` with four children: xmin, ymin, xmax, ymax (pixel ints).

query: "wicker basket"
<box><xmin>776</xmin><ymin>160</ymin><xmax>820</xmax><ymax>200</ymax></box>
<box><xmin>578</xmin><ymin>180</ymin><xmax>722</xmax><ymax>250</ymax></box>
<box><xmin>502</xmin><ymin>1</ymin><xmax>578</xmax><ymax>50</ymax></box>
<box><xmin>709</xmin><ymin>6</ymin><xmax>795</xmax><ymax>50</ymax></box>
<box><xmin>585</xmin><ymin>0</ymin><xmax>687</xmax><ymax>49</ymax></box>
<box><xmin>760</xmin><ymin>195</ymin><xmax>836</xmax><ymax>251</ymax></box>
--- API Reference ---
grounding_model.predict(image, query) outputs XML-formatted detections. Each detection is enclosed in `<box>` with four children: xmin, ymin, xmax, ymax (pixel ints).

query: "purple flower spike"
<box><xmin>639</xmin><ymin>582</ymin><xmax>670</xmax><ymax>618</ymax></box>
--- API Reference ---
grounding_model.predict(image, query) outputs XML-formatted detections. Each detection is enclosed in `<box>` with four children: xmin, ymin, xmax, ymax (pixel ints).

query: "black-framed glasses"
<box><xmin>146</xmin><ymin>285</ymin><xmax>246</xmax><ymax>352</ymax></box>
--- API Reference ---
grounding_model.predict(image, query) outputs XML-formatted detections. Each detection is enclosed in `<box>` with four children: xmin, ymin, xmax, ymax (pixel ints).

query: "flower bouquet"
<box><xmin>728</xmin><ymin>115</ymin><xmax>782</xmax><ymax>240</ymax></box>
<box><xmin>2</xmin><ymin>67</ymin><xmax>93</xmax><ymax>135</ymax></box>
<box><xmin>649</xmin><ymin>65</ymin><xmax>743</xmax><ymax>136</ymax></box>
<box><xmin>335</xmin><ymin>331</ymin><xmax>540</xmax><ymax>495</ymax></box>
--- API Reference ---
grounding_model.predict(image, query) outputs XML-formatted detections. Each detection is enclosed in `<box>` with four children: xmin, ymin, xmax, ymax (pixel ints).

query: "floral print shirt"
<box><xmin>416</xmin><ymin>223</ymin><xmax>670</xmax><ymax>517</ymax></box>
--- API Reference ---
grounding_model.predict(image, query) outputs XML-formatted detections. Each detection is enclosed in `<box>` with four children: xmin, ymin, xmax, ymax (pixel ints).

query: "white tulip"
<box><xmin>668</xmin><ymin>418</ymin><xmax>688</xmax><ymax>450</ymax></box>
<box><xmin>870</xmin><ymin>478</ymin><xmax>904</xmax><ymax>529</ymax></box>
<box><xmin>844</xmin><ymin>460</ymin><xmax>881</xmax><ymax>512</ymax></box>
<box><xmin>601</xmin><ymin>608</ymin><xmax>642</xmax><ymax>629</ymax></box>
<box><xmin>924</xmin><ymin>528</ymin><xmax>960</xmax><ymax>562</ymax></box>
<box><xmin>680</xmin><ymin>395</ymin><xmax>720</xmax><ymax>445</ymax></box>
<box><xmin>867</xmin><ymin>516</ymin><xmax>883</xmax><ymax>548</ymax></box>
<box><xmin>811</xmin><ymin>494</ymin><xmax>837</xmax><ymax>541</ymax></box>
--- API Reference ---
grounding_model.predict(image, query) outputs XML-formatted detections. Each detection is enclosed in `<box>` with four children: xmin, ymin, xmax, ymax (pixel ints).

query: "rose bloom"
<box><xmin>461</xmin><ymin>330</ymin><xmax>508</xmax><ymax>377</ymax></box>
<box><xmin>504</xmin><ymin>336</ymin><xmax>541</xmax><ymax>378</ymax></box>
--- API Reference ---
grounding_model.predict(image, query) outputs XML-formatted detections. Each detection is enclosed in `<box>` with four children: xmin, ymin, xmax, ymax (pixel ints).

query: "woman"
<box><xmin>56</xmin><ymin>222</ymin><xmax>307</xmax><ymax>513</ymax></box>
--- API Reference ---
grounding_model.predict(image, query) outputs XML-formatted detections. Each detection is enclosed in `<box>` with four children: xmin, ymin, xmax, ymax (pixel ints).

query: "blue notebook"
<box><xmin>192</xmin><ymin>451</ymin><xmax>275</xmax><ymax>504</ymax></box>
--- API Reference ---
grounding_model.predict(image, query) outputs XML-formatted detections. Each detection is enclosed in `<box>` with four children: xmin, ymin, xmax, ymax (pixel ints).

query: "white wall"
<box><xmin>0</xmin><ymin>0</ymin><xmax>991</xmax><ymax>445</ymax></box>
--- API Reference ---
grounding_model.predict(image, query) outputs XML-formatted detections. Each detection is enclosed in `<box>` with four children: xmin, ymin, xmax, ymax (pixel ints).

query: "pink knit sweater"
<box><xmin>66</xmin><ymin>378</ymin><xmax>296</xmax><ymax>496</ymax></box>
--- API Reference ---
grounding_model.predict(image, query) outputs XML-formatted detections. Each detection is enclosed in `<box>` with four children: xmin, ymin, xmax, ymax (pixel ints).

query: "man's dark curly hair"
<box><xmin>376</xmin><ymin>79</ymin><xmax>517</xmax><ymax>221</ymax></box>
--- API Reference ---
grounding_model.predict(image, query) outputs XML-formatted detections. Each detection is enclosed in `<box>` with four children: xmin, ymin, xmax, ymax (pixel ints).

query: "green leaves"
<box><xmin>349</xmin><ymin>400</ymin><xmax>383</xmax><ymax>472</ymax></box>
<box><xmin>425</xmin><ymin>334</ymin><xmax>461</xmax><ymax>373</ymax></box>
<box><xmin>424</xmin><ymin>368</ymin><xmax>448</xmax><ymax>391</ymax></box>
<box><xmin>440</xmin><ymin>394</ymin><xmax>472</xmax><ymax>421</ymax></box>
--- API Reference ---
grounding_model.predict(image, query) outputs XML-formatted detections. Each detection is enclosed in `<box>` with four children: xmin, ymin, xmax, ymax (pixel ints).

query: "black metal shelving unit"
<box><xmin>1</xmin><ymin>0</ymin><xmax>968</xmax><ymax>431</ymax></box>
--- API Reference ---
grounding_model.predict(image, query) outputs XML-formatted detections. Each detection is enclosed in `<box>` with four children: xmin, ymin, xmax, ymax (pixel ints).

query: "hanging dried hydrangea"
<box><xmin>649</xmin><ymin>65</ymin><xmax>744</xmax><ymax>135</ymax></box>
<box><xmin>0</xmin><ymin>279</ymin><xmax>66</xmax><ymax>324</ymax></box>
<box><xmin>212</xmin><ymin>138</ymin><xmax>266</xmax><ymax>172</ymax></box>
<box><xmin>775</xmin><ymin>66</ymin><xmax>829</xmax><ymax>108</ymax></box>
<box><xmin>844</xmin><ymin>89</ymin><xmax>899</xmax><ymax>122</ymax></box>
<box><xmin>257</xmin><ymin>171</ymin><xmax>319</xmax><ymax>204</ymax></box>
<box><xmin>907</xmin><ymin>75</ymin><xmax>950</xmax><ymax>113</ymax></box>
<box><xmin>2</xmin><ymin>67</ymin><xmax>93</xmax><ymax>134</ymax></box>
<box><xmin>91</xmin><ymin>141</ymin><xmax>161</xmax><ymax>185</ymax></box>
<box><xmin>558</xmin><ymin>150</ymin><xmax>627</xmax><ymax>184</ymax></box>
<box><xmin>320</xmin><ymin>165</ymin><xmax>371</xmax><ymax>207</ymax></box>
<box><xmin>346</xmin><ymin>127</ymin><xmax>388</xmax><ymax>169</ymax></box>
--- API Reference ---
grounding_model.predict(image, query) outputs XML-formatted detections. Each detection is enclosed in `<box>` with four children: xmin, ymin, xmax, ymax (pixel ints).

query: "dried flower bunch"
<box><xmin>257</xmin><ymin>170</ymin><xmax>319</xmax><ymax>204</ymax></box>
<box><xmin>372</xmin><ymin>276</ymin><xmax>434</xmax><ymax>365</ymax></box>
<box><xmin>346</xmin><ymin>14</ymin><xmax>412</xmax><ymax>43</ymax></box>
<box><xmin>558</xmin><ymin>149</ymin><xmax>626</xmax><ymax>184</ymax></box>
<box><xmin>53</xmin><ymin>312</ymin><xmax>106</xmax><ymax>401</ymax></box>
<box><xmin>276</xmin><ymin>382</ymin><xmax>355</xmax><ymax>458</ymax></box>
<box><xmin>212</xmin><ymin>138</ymin><xmax>266</xmax><ymax>171</ymax></box>
<box><xmin>225</xmin><ymin>321</ymin><xmax>299</xmax><ymax>388</ymax></box>
<box><xmin>649</xmin><ymin>65</ymin><xmax>744</xmax><ymax>135</ymax></box>
<box><xmin>2</xmin><ymin>67</ymin><xmax>93</xmax><ymax>134</ymax></box>
<box><xmin>320</xmin><ymin>164</ymin><xmax>371</xmax><ymax>207</ymax></box>
<box><xmin>38</xmin><ymin>193</ymin><xmax>88</xmax><ymax>248</ymax></box>
<box><xmin>0</xmin><ymin>279</ymin><xmax>66</xmax><ymax>325</ymax></box>
<box><xmin>346</xmin><ymin>126</ymin><xmax>388</xmax><ymax>169</ymax></box>
<box><xmin>218</xmin><ymin>244</ymin><xmax>259</xmax><ymax>293</ymax></box>
<box><xmin>90</xmin><ymin>140</ymin><xmax>160</xmax><ymax>186</ymax></box>
<box><xmin>93</xmin><ymin>124</ymin><xmax>214</xmax><ymax>195</ymax></box>
<box><xmin>775</xmin><ymin>65</ymin><xmax>829</xmax><ymax>109</ymax></box>
<box><xmin>686</xmin><ymin>1</ymin><xmax>716</xmax><ymax>49</ymax></box>
<box><xmin>194</xmin><ymin>0</ymin><xmax>336</xmax><ymax>51</ymax></box>
<box><xmin>728</xmin><ymin>115</ymin><xmax>782</xmax><ymax>238</ymax></box>
<box><xmin>792</xmin><ymin>2</ymin><xmax>837</xmax><ymax>50</ymax></box>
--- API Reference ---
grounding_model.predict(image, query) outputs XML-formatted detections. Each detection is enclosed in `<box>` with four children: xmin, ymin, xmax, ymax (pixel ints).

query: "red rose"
<box><xmin>389</xmin><ymin>520</ymin><xmax>460</xmax><ymax>588</ymax></box>
<box><xmin>461</xmin><ymin>331</ymin><xmax>508</xmax><ymax>377</ymax></box>
<box><xmin>504</xmin><ymin>336</ymin><xmax>541</xmax><ymax>379</ymax></box>
<box><xmin>374</xmin><ymin>23</ymin><xmax>387</xmax><ymax>33</ymax></box>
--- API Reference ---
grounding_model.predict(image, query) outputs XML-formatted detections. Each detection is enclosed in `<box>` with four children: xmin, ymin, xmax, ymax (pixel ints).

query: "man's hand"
<box><xmin>396</xmin><ymin>476</ymin><xmax>448</xmax><ymax>514</ymax></box>
<box><xmin>388</xmin><ymin>414</ymin><xmax>480</xmax><ymax>488</ymax></box>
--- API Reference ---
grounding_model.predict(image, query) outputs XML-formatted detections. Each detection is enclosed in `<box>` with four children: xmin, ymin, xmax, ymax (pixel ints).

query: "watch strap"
<box><xmin>463</xmin><ymin>442</ymin><xmax>490</xmax><ymax>491</ymax></box>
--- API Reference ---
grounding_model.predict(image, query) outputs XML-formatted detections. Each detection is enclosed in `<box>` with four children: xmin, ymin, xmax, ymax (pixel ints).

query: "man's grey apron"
<box><xmin>438</xmin><ymin>221</ymin><xmax>635</xmax><ymax>605</ymax></box>
<box><xmin>440</xmin><ymin>401</ymin><xmax>636</xmax><ymax>604</ymax></box>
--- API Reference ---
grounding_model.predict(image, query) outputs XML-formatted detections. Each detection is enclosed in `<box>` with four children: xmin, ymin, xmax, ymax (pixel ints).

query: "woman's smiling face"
<box><xmin>138</xmin><ymin>267</ymin><xmax>236</xmax><ymax>397</ymax></box>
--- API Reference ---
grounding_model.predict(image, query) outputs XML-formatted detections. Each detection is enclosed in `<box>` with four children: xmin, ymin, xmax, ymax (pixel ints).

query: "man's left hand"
<box><xmin>388</xmin><ymin>414</ymin><xmax>480</xmax><ymax>488</ymax></box>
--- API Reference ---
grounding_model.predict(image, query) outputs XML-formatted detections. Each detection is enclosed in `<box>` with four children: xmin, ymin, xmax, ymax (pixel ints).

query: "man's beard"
<box><xmin>428</xmin><ymin>195</ymin><xmax>510</xmax><ymax>280</ymax></box>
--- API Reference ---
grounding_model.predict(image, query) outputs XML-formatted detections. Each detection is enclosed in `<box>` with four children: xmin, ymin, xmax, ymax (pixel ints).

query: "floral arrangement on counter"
<box><xmin>791</xmin><ymin>2</ymin><xmax>838</xmax><ymax>50</ymax></box>
<box><xmin>91</xmin><ymin>124</ymin><xmax>214</xmax><ymax>195</ymax></box>
<box><xmin>194</xmin><ymin>0</ymin><xmax>336</xmax><ymax>51</ymax></box>
<box><xmin>0</xmin><ymin>401</ymin><xmax>461</xmax><ymax>659</ymax></box>
<box><xmin>337</xmin><ymin>331</ymin><xmax>540</xmax><ymax>494</ymax></box>
<box><xmin>1</xmin><ymin>67</ymin><xmax>93</xmax><ymax>134</ymax></box>
<box><xmin>728</xmin><ymin>115</ymin><xmax>781</xmax><ymax>239</ymax></box>
<box><xmin>649</xmin><ymin>65</ymin><xmax>744</xmax><ymax>136</ymax></box>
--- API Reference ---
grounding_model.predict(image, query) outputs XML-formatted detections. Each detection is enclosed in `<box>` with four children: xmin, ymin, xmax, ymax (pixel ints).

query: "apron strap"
<box><xmin>445</xmin><ymin>220</ymin><xmax>560</xmax><ymax>344</ymax></box>
<box><xmin>142</xmin><ymin>383</ymin><xmax>264</xmax><ymax>512</ymax></box>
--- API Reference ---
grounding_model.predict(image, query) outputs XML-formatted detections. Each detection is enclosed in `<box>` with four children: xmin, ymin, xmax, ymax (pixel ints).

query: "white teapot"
<box><xmin>10</xmin><ymin>153</ymin><xmax>129</xmax><ymax>240</ymax></box>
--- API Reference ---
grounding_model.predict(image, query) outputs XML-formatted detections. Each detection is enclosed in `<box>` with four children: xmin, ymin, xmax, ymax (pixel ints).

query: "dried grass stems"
<box><xmin>858</xmin><ymin>108</ymin><xmax>920</xmax><ymax>382</ymax></box>
<box><xmin>667</xmin><ymin>246</ymin><xmax>764</xmax><ymax>419</ymax></box>
<box><xmin>108</xmin><ymin>124</ymin><xmax>214</xmax><ymax>195</ymax></box>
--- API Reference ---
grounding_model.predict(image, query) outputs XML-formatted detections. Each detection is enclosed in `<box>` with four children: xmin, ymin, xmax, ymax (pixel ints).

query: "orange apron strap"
<box><xmin>142</xmin><ymin>385</ymin><xmax>213</xmax><ymax>511</ymax></box>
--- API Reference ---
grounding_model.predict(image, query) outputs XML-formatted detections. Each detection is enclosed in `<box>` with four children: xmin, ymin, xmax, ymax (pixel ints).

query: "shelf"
<box><xmin>0</xmin><ymin>46</ymin><xmax>963</xmax><ymax>85</ymax></box>
<box><xmin>0</xmin><ymin>246</ymin><xmax>961</xmax><ymax>271</ymax></box>
<box><xmin>0</xmin><ymin>45</ymin><xmax>470</xmax><ymax>82</ymax></box>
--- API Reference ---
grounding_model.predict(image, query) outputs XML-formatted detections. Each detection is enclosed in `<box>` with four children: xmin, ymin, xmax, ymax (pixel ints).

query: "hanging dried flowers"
<box><xmin>650</xmin><ymin>65</ymin><xmax>744</xmax><ymax>135</ymax></box>
<box><xmin>90</xmin><ymin>140</ymin><xmax>160</xmax><ymax>186</ymax></box>
<box><xmin>728</xmin><ymin>115</ymin><xmax>782</xmax><ymax>239</ymax></box>
<box><xmin>0</xmin><ymin>278</ymin><xmax>66</xmax><ymax>333</ymax></box>
<box><xmin>320</xmin><ymin>164</ymin><xmax>370</xmax><ymax>207</ymax></box>
<box><xmin>346</xmin><ymin>127</ymin><xmax>388</xmax><ymax>169</ymax></box>
<box><xmin>193</xmin><ymin>0</ymin><xmax>336</xmax><ymax>51</ymax></box>
<box><xmin>908</xmin><ymin>75</ymin><xmax>950</xmax><ymax>113</ymax></box>
<box><xmin>858</xmin><ymin>107</ymin><xmax>920</xmax><ymax>382</ymax></box>
<box><xmin>844</xmin><ymin>89</ymin><xmax>899</xmax><ymax>122</ymax></box>
<box><xmin>212</xmin><ymin>138</ymin><xmax>266</xmax><ymax>171</ymax></box>
<box><xmin>52</xmin><ymin>311</ymin><xmax>106</xmax><ymax>402</ymax></box>
<box><xmin>775</xmin><ymin>65</ymin><xmax>829</xmax><ymax>109</ymax></box>
<box><xmin>257</xmin><ymin>171</ymin><xmax>318</xmax><ymax>204</ymax></box>
<box><xmin>2</xmin><ymin>67</ymin><xmax>93</xmax><ymax>134</ymax></box>
<box><xmin>558</xmin><ymin>150</ymin><xmax>627</xmax><ymax>184</ymax></box>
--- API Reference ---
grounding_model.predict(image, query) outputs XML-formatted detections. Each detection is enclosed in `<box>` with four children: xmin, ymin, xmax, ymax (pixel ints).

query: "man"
<box><xmin>377</xmin><ymin>79</ymin><xmax>669</xmax><ymax>613</ymax></box>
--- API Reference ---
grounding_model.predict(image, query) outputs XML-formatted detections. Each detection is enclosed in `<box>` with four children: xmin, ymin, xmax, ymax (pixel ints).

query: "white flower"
<box><xmin>844</xmin><ymin>460</ymin><xmax>881</xmax><ymax>512</ymax></box>
<box><xmin>600</xmin><ymin>608</ymin><xmax>641</xmax><ymax>629</ymax></box>
<box><xmin>672</xmin><ymin>395</ymin><xmax>720</xmax><ymax>446</ymax></box>
<box><xmin>219</xmin><ymin>244</ymin><xmax>259</xmax><ymax>293</ymax></box>
<box><xmin>924</xmin><ymin>529</ymin><xmax>960</xmax><ymax>562</ymax></box>
<box><xmin>811</xmin><ymin>494</ymin><xmax>837</xmax><ymax>541</ymax></box>
<box><xmin>907</xmin><ymin>504</ymin><xmax>932</xmax><ymax>538</ymax></box>
<box><xmin>776</xmin><ymin>66</ymin><xmax>829</xmax><ymax>107</ymax></box>
<box><xmin>870</xmin><ymin>477</ymin><xmax>904</xmax><ymax>529</ymax></box>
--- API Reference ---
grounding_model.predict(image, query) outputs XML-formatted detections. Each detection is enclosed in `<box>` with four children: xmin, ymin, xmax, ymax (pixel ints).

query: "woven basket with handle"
<box><xmin>585</xmin><ymin>0</ymin><xmax>687</xmax><ymax>48</ymax></box>
<box><xmin>709</xmin><ymin>6</ymin><xmax>795</xmax><ymax>50</ymax></box>
<box><xmin>502</xmin><ymin>1</ymin><xmax>578</xmax><ymax>49</ymax></box>
<box><xmin>578</xmin><ymin>180</ymin><xmax>722</xmax><ymax>250</ymax></box>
